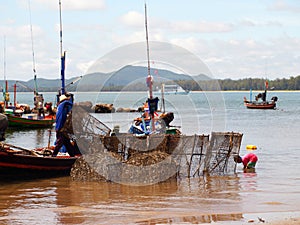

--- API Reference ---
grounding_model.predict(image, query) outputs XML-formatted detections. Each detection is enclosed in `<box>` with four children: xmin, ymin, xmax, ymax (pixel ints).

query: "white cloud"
<box><xmin>120</xmin><ymin>11</ymin><xmax>144</xmax><ymax>27</ymax></box>
<box><xmin>171</xmin><ymin>21</ymin><xmax>233</xmax><ymax>33</ymax></box>
<box><xmin>239</xmin><ymin>19</ymin><xmax>282</xmax><ymax>27</ymax></box>
<box><xmin>120</xmin><ymin>11</ymin><xmax>233</xmax><ymax>34</ymax></box>
<box><xmin>269</xmin><ymin>0</ymin><xmax>300</xmax><ymax>13</ymax></box>
<box><xmin>31</xmin><ymin>0</ymin><xmax>106</xmax><ymax>11</ymax></box>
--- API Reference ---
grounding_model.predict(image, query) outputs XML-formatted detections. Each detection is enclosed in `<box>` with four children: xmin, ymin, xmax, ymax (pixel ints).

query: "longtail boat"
<box><xmin>243</xmin><ymin>99</ymin><xmax>276</xmax><ymax>109</ymax></box>
<box><xmin>0</xmin><ymin>143</ymin><xmax>78</xmax><ymax>178</ymax></box>
<box><xmin>6</xmin><ymin>114</ymin><xmax>55</xmax><ymax>128</ymax></box>
<box><xmin>243</xmin><ymin>80</ymin><xmax>278</xmax><ymax>110</ymax></box>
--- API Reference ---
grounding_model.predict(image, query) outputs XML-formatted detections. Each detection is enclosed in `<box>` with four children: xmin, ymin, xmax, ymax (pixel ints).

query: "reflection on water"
<box><xmin>240</xmin><ymin>172</ymin><xmax>258</xmax><ymax>191</ymax></box>
<box><xmin>5</xmin><ymin>128</ymin><xmax>54</xmax><ymax>149</ymax></box>
<box><xmin>2</xmin><ymin>92</ymin><xmax>300</xmax><ymax>224</ymax></box>
<box><xmin>0</xmin><ymin>176</ymin><xmax>245</xmax><ymax>224</ymax></box>
<box><xmin>136</xmin><ymin>213</ymin><xmax>243</xmax><ymax>224</ymax></box>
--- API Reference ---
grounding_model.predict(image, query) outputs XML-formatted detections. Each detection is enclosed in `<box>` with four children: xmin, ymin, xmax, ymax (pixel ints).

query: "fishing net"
<box><xmin>70</xmin><ymin>113</ymin><xmax>243</xmax><ymax>184</ymax></box>
<box><xmin>68</xmin><ymin>103</ymin><xmax>243</xmax><ymax>183</ymax></box>
<box><xmin>62</xmin><ymin>105</ymin><xmax>111</xmax><ymax>139</ymax></box>
<box><xmin>204</xmin><ymin>132</ymin><xmax>243</xmax><ymax>175</ymax></box>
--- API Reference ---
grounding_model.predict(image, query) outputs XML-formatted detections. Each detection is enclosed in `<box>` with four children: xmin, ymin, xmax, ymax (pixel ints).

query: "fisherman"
<box><xmin>52</xmin><ymin>94</ymin><xmax>80</xmax><ymax>157</ymax></box>
<box><xmin>44</xmin><ymin>102</ymin><xmax>54</xmax><ymax>115</ymax></box>
<box><xmin>234</xmin><ymin>152</ymin><xmax>258</xmax><ymax>172</ymax></box>
<box><xmin>37</xmin><ymin>102</ymin><xmax>45</xmax><ymax>118</ymax></box>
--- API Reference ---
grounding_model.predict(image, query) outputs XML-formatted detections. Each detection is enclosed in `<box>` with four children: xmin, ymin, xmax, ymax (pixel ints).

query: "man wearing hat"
<box><xmin>52</xmin><ymin>94</ymin><xmax>76</xmax><ymax>157</ymax></box>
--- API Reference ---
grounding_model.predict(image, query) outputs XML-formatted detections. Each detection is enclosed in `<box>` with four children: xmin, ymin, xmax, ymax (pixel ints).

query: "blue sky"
<box><xmin>0</xmin><ymin>0</ymin><xmax>300</xmax><ymax>81</ymax></box>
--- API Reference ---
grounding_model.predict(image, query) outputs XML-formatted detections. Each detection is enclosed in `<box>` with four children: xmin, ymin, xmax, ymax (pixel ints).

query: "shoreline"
<box><xmin>243</xmin><ymin>211</ymin><xmax>300</xmax><ymax>225</ymax></box>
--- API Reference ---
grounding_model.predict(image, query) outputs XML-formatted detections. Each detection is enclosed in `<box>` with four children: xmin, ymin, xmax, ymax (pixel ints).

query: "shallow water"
<box><xmin>1</xmin><ymin>91</ymin><xmax>300</xmax><ymax>224</ymax></box>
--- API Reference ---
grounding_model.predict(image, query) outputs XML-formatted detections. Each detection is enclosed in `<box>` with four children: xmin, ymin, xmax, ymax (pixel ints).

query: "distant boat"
<box><xmin>244</xmin><ymin>98</ymin><xmax>277</xmax><ymax>109</ymax></box>
<box><xmin>243</xmin><ymin>80</ymin><xmax>278</xmax><ymax>109</ymax></box>
<box><xmin>159</xmin><ymin>84</ymin><xmax>190</xmax><ymax>95</ymax></box>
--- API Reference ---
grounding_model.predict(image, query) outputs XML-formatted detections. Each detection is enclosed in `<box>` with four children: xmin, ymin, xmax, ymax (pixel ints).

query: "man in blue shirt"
<box><xmin>52</xmin><ymin>94</ymin><xmax>78</xmax><ymax>157</ymax></box>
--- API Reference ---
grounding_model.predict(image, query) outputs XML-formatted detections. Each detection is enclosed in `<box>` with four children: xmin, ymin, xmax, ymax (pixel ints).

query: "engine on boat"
<box><xmin>271</xmin><ymin>96</ymin><xmax>278</xmax><ymax>102</ymax></box>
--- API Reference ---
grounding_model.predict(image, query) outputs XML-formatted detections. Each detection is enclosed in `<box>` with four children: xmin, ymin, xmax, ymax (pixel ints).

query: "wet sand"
<box><xmin>242</xmin><ymin>212</ymin><xmax>300</xmax><ymax>225</ymax></box>
<box><xmin>254</xmin><ymin>217</ymin><xmax>300</xmax><ymax>225</ymax></box>
<box><xmin>269</xmin><ymin>218</ymin><xmax>300</xmax><ymax>225</ymax></box>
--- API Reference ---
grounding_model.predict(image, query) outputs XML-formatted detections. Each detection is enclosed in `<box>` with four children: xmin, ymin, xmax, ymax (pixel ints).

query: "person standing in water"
<box><xmin>52</xmin><ymin>94</ymin><xmax>78</xmax><ymax>157</ymax></box>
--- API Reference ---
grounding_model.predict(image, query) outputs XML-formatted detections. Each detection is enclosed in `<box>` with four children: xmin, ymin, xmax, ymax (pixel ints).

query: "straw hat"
<box><xmin>59</xmin><ymin>95</ymin><xmax>68</xmax><ymax>102</ymax></box>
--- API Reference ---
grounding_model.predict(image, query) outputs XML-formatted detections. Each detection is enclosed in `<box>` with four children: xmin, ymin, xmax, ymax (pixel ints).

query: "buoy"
<box><xmin>246</xmin><ymin>145</ymin><xmax>257</xmax><ymax>150</ymax></box>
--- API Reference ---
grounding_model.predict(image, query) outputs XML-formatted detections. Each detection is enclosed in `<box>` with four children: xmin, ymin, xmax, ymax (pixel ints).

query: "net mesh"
<box><xmin>68</xmin><ymin>107</ymin><xmax>243</xmax><ymax>182</ymax></box>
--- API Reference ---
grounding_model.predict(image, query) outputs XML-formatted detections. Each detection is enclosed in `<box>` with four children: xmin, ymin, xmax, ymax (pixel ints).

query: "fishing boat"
<box><xmin>4</xmin><ymin>83</ymin><xmax>56</xmax><ymax>128</ymax></box>
<box><xmin>243</xmin><ymin>98</ymin><xmax>277</xmax><ymax>109</ymax></box>
<box><xmin>128</xmin><ymin>3</ymin><xmax>179</xmax><ymax>136</ymax></box>
<box><xmin>0</xmin><ymin>143</ymin><xmax>78</xmax><ymax>178</ymax></box>
<box><xmin>6</xmin><ymin>113</ymin><xmax>54</xmax><ymax>128</ymax></box>
<box><xmin>3</xmin><ymin>1</ymin><xmax>57</xmax><ymax>129</ymax></box>
<box><xmin>0</xmin><ymin>0</ymin><xmax>80</xmax><ymax>180</ymax></box>
<box><xmin>243</xmin><ymin>80</ymin><xmax>278</xmax><ymax>109</ymax></box>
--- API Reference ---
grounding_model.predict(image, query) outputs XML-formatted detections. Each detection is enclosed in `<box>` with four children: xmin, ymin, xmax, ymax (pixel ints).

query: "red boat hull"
<box><xmin>244</xmin><ymin>102</ymin><xmax>276</xmax><ymax>109</ymax></box>
<box><xmin>0</xmin><ymin>150</ymin><xmax>78</xmax><ymax>179</ymax></box>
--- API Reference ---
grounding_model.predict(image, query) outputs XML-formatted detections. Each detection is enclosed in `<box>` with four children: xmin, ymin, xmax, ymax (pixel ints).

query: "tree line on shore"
<box><xmin>72</xmin><ymin>75</ymin><xmax>300</xmax><ymax>92</ymax></box>
<box><xmin>177</xmin><ymin>75</ymin><xmax>300</xmax><ymax>91</ymax></box>
<box><xmin>1</xmin><ymin>75</ymin><xmax>300</xmax><ymax>92</ymax></box>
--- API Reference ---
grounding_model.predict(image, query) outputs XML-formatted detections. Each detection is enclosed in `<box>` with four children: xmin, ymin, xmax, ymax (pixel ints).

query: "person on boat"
<box><xmin>37</xmin><ymin>102</ymin><xmax>45</xmax><ymax>118</ymax></box>
<box><xmin>52</xmin><ymin>94</ymin><xmax>80</xmax><ymax>157</ymax></box>
<box><xmin>45</xmin><ymin>102</ymin><xmax>55</xmax><ymax>115</ymax></box>
<box><xmin>234</xmin><ymin>153</ymin><xmax>258</xmax><ymax>171</ymax></box>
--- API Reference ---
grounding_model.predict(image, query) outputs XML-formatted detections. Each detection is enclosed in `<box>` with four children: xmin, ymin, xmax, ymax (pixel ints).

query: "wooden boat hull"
<box><xmin>0</xmin><ymin>152</ymin><xmax>76</xmax><ymax>171</ymax></box>
<box><xmin>6</xmin><ymin>114</ymin><xmax>55</xmax><ymax>128</ymax></box>
<box><xmin>0</xmin><ymin>150</ymin><xmax>78</xmax><ymax>179</ymax></box>
<box><xmin>244</xmin><ymin>102</ymin><xmax>276</xmax><ymax>109</ymax></box>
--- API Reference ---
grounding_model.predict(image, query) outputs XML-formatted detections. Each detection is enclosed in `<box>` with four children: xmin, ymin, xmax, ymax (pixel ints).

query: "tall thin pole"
<box><xmin>59</xmin><ymin>0</ymin><xmax>65</xmax><ymax>95</ymax></box>
<box><xmin>13</xmin><ymin>83</ymin><xmax>17</xmax><ymax>108</ymax></box>
<box><xmin>144</xmin><ymin>2</ymin><xmax>155</xmax><ymax>131</ymax></box>
<box><xmin>144</xmin><ymin>3</ymin><xmax>152</xmax><ymax>99</ymax></box>
<box><xmin>3</xmin><ymin>36</ymin><xmax>8</xmax><ymax>108</ymax></box>
<box><xmin>28</xmin><ymin>0</ymin><xmax>38</xmax><ymax>95</ymax></box>
<box><xmin>3</xmin><ymin>36</ymin><xmax>6</xmax><ymax>84</ymax></box>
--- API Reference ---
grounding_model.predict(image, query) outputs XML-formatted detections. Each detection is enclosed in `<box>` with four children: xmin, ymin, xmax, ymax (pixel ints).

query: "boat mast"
<box><xmin>3</xmin><ymin>36</ymin><xmax>9</xmax><ymax>108</ymax></box>
<box><xmin>144</xmin><ymin>2</ymin><xmax>155</xmax><ymax>131</ymax></box>
<box><xmin>145</xmin><ymin>3</ymin><xmax>152</xmax><ymax>99</ymax></box>
<box><xmin>28</xmin><ymin>0</ymin><xmax>38</xmax><ymax>95</ymax></box>
<box><xmin>59</xmin><ymin>0</ymin><xmax>66</xmax><ymax>95</ymax></box>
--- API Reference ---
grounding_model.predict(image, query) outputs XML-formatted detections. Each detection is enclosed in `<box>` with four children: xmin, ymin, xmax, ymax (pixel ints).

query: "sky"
<box><xmin>0</xmin><ymin>0</ymin><xmax>300</xmax><ymax>81</ymax></box>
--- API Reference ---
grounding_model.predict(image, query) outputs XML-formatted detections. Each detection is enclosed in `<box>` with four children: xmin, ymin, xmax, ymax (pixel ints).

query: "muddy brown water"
<box><xmin>1</xmin><ymin>91</ymin><xmax>300</xmax><ymax>224</ymax></box>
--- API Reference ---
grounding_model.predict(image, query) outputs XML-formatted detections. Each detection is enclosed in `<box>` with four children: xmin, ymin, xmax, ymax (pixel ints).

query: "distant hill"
<box><xmin>1</xmin><ymin>67</ymin><xmax>300</xmax><ymax>91</ymax></box>
<box><xmin>0</xmin><ymin>65</ymin><xmax>211</xmax><ymax>92</ymax></box>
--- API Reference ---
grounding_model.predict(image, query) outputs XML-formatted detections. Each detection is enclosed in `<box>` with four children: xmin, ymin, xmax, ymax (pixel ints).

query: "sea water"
<box><xmin>1</xmin><ymin>91</ymin><xmax>300</xmax><ymax>224</ymax></box>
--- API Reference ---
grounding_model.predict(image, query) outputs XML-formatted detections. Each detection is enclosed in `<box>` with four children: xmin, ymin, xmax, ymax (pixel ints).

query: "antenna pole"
<box><xmin>59</xmin><ymin>0</ymin><xmax>65</xmax><ymax>95</ymax></box>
